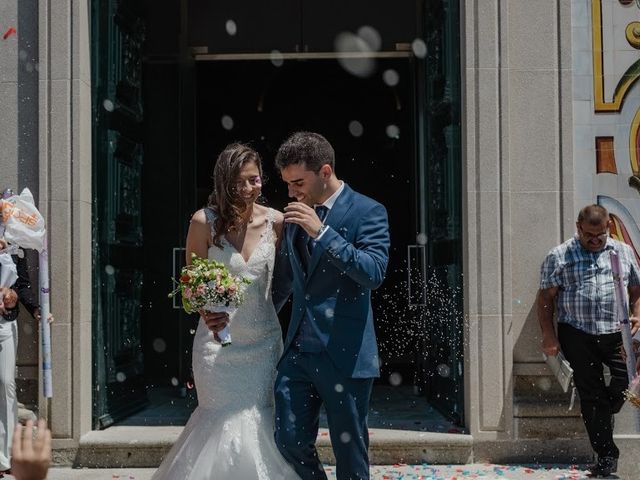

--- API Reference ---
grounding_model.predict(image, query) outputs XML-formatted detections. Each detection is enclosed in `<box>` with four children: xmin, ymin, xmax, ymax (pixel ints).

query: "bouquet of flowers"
<box><xmin>169</xmin><ymin>253</ymin><xmax>251</xmax><ymax>346</ymax></box>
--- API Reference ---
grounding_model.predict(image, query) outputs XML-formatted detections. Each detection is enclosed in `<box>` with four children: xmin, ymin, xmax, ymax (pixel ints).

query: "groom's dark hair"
<box><xmin>275</xmin><ymin>131</ymin><xmax>335</xmax><ymax>173</ymax></box>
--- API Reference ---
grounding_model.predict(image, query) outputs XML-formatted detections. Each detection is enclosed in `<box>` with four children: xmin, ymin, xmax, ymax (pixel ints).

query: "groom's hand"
<box><xmin>200</xmin><ymin>310</ymin><xmax>229</xmax><ymax>335</ymax></box>
<box><xmin>284</xmin><ymin>202</ymin><xmax>322</xmax><ymax>238</ymax></box>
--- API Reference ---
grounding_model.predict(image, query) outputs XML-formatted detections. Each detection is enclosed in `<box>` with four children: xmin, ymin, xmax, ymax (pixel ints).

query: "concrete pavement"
<box><xmin>11</xmin><ymin>464</ymin><xmax>604</xmax><ymax>479</ymax></box>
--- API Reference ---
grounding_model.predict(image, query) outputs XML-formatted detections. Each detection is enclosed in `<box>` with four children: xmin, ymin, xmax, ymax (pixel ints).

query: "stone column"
<box><xmin>39</xmin><ymin>0</ymin><xmax>93</xmax><ymax>454</ymax></box>
<box><xmin>462</xmin><ymin>0</ymin><xmax>578</xmax><ymax>453</ymax></box>
<box><xmin>0</xmin><ymin>0</ymin><xmax>45</xmax><ymax>419</ymax></box>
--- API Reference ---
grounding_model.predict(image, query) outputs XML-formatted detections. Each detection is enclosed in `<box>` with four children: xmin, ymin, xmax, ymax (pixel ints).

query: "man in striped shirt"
<box><xmin>538</xmin><ymin>204</ymin><xmax>640</xmax><ymax>478</ymax></box>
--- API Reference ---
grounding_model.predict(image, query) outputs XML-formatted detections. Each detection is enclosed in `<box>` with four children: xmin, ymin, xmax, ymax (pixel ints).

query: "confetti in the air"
<box><xmin>225</xmin><ymin>20</ymin><xmax>237</xmax><ymax>36</ymax></box>
<box><xmin>348</xmin><ymin>120</ymin><xmax>364</xmax><ymax>137</ymax></box>
<box><xmin>221</xmin><ymin>115</ymin><xmax>234</xmax><ymax>130</ymax></box>
<box><xmin>411</xmin><ymin>38</ymin><xmax>427</xmax><ymax>58</ymax></box>
<box><xmin>270</xmin><ymin>50</ymin><xmax>284</xmax><ymax>67</ymax></box>
<box><xmin>334</xmin><ymin>31</ymin><xmax>376</xmax><ymax>78</ymax></box>
<box><xmin>383</xmin><ymin>69</ymin><xmax>400</xmax><ymax>87</ymax></box>
<box><xmin>103</xmin><ymin>99</ymin><xmax>115</xmax><ymax>112</ymax></box>
<box><xmin>3</xmin><ymin>27</ymin><xmax>17</xmax><ymax>40</ymax></box>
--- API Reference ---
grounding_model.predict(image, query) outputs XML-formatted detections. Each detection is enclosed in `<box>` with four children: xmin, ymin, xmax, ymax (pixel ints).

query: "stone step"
<box><xmin>53</xmin><ymin>425</ymin><xmax>640</xmax><ymax>478</ymax></box>
<box><xmin>61</xmin><ymin>427</ymin><xmax>474</xmax><ymax>468</ymax></box>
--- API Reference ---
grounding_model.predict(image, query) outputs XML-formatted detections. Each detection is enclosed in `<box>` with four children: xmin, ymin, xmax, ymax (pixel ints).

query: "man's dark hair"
<box><xmin>274</xmin><ymin>131</ymin><xmax>335</xmax><ymax>173</ymax></box>
<box><xmin>577</xmin><ymin>204</ymin><xmax>609</xmax><ymax>225</ymax></box>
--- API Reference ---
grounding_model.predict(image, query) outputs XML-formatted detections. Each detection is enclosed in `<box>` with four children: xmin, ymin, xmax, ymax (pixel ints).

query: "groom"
<box><xmin>272</xmin><ymin>131</ymin><xmax>390</xmax><ymax>480</ymax></box>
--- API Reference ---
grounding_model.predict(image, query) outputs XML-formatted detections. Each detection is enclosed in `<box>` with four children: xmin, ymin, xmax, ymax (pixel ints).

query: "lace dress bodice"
<box><xmin>192</xmin><ymin>207</ymin><xmax>283</xmax><ymax>411</ymax></box>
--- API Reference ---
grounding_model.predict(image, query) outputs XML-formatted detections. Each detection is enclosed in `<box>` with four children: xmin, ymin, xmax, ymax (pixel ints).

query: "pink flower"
<box><xmin>216</xmin><ymin>285</ymin><xmax>226</xmax><ymax>294</ymax></box>
<box><xmin>228</xmin><ymin>284</ymin><xmax>237</xmax><ymax>292</ymax></box>
<box><xmin>183</xmin><ymin>287</ymin><xmax>193</xmax><ymax>299</ymax></box>
<box><xmin>196</xmin><ymin>283</ymin><xmax>206</xmax><ymax>296</ymax></box>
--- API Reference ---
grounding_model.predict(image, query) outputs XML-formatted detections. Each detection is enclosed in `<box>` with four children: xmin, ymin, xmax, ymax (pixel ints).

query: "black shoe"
<box><xmin>588</xmin><ymin>456</ymin><xmax>618</xmax><ymax>477</ymax></box>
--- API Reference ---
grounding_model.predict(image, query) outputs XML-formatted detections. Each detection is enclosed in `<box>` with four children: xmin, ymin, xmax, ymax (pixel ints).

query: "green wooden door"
<box><xmin>91</xmin><ymin>0</ymin><xmax>148</xmax><ymax>429</ymax></box>
<box><xmin>416</xmin><ymin>0</ymin><xmax>464</xmax><ymax>425</ymax></box>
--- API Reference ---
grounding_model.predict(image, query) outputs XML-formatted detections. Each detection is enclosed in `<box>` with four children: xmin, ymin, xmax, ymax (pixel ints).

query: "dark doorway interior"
<box><xmin>194</xmin><ymin>57</ymin><xmax>419</xmax><ymax>378</ymax></box>
<box><xmin>134</xmin><ymin>56</ymin><xmax>459</xmax><ymax>431</ymax></box>
<box><xmin>96</xmin><ymin>0</ymin><xmax>463</xmax><ymax>430</ymax></box>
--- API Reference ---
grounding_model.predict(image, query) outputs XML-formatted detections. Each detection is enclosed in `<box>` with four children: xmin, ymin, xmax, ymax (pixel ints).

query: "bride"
<box><xmin>152</xmin><ymin>143</ymin><xmax>299</xmax><ymax>479</ymax></box>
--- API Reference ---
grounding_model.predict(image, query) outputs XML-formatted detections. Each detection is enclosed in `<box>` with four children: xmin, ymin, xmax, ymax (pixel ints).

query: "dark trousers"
<box><xmin>274</xmin><ymin>348</ymin><xmax>374</xmax><ymax>480</ymax></box>
<box><xmin>558</xmin><ymin>323</ymin><xmax>628</xmax><ymax>459</ymax></box>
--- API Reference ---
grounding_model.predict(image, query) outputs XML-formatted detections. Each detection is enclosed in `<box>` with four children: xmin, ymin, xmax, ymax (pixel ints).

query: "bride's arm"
<box><xmin>185</xmin><ymin>209</ymin><xmax>210</xmax><ymax>265</ymax></box>
<box><xmin>273</xmin><ymin>209</ymin><xmax>285</xmax><ymax>250</ymax></box>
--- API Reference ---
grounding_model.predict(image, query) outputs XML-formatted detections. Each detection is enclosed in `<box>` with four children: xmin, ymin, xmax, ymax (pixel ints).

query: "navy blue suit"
<box><xmin>273</xmin><ymin>184</ymin><xmax>390</xmax><ymax>480</ymax></box>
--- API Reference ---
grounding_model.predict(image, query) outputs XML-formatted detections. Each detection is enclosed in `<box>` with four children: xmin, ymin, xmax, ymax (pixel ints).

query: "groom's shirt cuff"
<box><xmin>315</xmin><ymin>224</ymin><xmax>329</xmax><ymax>241</ymax></box>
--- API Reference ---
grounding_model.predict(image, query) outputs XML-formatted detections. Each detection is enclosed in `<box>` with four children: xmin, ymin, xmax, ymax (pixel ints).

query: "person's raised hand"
<box><xmin>283</xmin><ymin>202</ymin><xmax>323</xmax><ymax>238</ymax></box>
<box><xmin>33</xmin><ymin>308</ymin><xmax>54</xmax><ymax>324</ymax></box>
<box><xmin>10</xmin><ymin>419</ymin><xmax>51</xmax><ymax>480</ymax></box>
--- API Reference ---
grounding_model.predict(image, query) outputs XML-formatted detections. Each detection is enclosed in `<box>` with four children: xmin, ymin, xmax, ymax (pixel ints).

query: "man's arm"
<box><xmin>538</xmin><ymin>286</ymin><xmax>560</xmax><ymax>356</ymax></box>
<box><xmin>315</xmin><ymin>203</ymin><xmax>390</xmax><ymax>290</ymax></box>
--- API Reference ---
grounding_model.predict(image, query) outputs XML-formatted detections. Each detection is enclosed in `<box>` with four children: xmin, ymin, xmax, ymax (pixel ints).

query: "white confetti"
<box><xmin>225</xmin><ymin>20</ymin><xmax>237</xmax><ymax>36</ymax></box>
<box><xmin>411</xmin><ymin>38</ymin><xmax>427</xmax><ymax>58</ymax></box>
<box><xmin>386</xmin><ymin>124</ymin><xmax>400</xmax><ymax>139</ymax></box>
<box><xmin>357</xmin><ymin>25</ymin><xmax>381</xmax><ymax>51</ymax></box>
<box><xmin>382</xmin><ymin>69</ymin><xmax>399</xmax><ymax>87</ymax></box>
<box><xmin>389</xmin><ymin>372</ymin><xmax>402</xmax><ymax>386</ymax></box>
<box><xmin>270</xmin><ymin>50</ymin><xmax>284</xmax><ymax>67</ymax></box>
<box><xmin>348</xmin><ymin>120</ymin><xmax>364</xmax><ymax>137</ymax></box>
<box><xmin>221</xmin><ymin>115</ymin><xmax>234</xmax><ymax>130</ymax></box>
<box><xmin>153</xmin><ymin>338</ymin><xmax>167</xmax><ymax>353</ymax></box>
<box><xmin>334</xmin><ymin>32</ymin><xmax>375</xmax><ymax>78</ymax></box>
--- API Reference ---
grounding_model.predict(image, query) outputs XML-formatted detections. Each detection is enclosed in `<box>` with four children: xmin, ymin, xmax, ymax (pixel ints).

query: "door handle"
<box><xmin>407</xmin><ymin>245</ymin><xmax>427</xmax><ymax>306</ymax></box>
<box><xmin>172</xmin><ymin>247</ymin><xmax>186</xmax><ymax>309</ymax></box>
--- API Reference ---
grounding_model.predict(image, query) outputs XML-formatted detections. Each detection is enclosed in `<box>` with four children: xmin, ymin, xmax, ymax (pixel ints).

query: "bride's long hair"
<box><xmin>208</xmin><ymin>143</ymin><xmax>264</xmax><ymax>248</ymax></box>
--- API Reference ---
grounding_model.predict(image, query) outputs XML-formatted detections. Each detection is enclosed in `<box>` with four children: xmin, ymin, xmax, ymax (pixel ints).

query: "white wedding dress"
<box><xmin>152</xmin><ymin>208</ymin><xmax>299</xmax><ymax>480</ymax></box>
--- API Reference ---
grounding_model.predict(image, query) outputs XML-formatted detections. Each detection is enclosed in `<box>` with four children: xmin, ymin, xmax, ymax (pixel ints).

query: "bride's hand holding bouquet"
<box><xmin>169</xmin><ymin>252</ymin><xmax>251</xmax><ymax>346</ymax></box>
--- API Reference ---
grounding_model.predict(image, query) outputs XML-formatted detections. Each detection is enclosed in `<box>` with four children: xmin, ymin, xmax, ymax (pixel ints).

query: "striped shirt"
<box><xmin>539</xmin><ymin>236</ymin><xmax>640</xmax><ymax>335</ymax></box>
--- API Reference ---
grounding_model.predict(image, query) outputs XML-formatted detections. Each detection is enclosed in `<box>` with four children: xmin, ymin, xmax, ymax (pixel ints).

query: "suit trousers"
<box><xmin>558</xmin><ymin>323</ymin><xmax>627</xmax><ymax>459</ymax></box>
<box><xmin>0</xmin><ymin>319</ymin><xmax>18</xmax><ymax>470</ymax></box>
<box><xmin>275</xmin><ymin>348</ymin><xmax>374</xmax><ymax>480</ymax></box>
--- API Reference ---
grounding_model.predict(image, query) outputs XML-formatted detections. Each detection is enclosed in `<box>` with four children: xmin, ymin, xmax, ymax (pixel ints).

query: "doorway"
<box><xmin>92</xmin><ymin>0</ymin><xmax>463</xmax><ymax>430</ymax></box>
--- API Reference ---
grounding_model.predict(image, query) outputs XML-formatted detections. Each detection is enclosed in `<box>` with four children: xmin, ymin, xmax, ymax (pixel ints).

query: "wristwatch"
<box><xmin>316</xmin><ymin>224</ymin><xmax>328</xmax><ymax>238</ymax></box>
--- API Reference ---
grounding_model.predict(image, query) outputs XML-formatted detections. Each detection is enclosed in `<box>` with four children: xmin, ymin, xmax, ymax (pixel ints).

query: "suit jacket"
<box><xmin>273</xmin><ymin>184</ymin><xmax>390</xmax><ymax>378</ymax></box>
<box><xmin>12</xmin><ymin>253</ymin><xmax>39</xmax><ymax>318</ymax></box>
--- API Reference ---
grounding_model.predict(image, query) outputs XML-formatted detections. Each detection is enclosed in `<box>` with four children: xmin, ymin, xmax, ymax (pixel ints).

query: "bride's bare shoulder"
<box><xmin>191</xmin><ymin>208</ymin><xmax>210</xmax><ymax>225</ymax></box>
<box><xmin>271</xmin><ymin>208</ymin><xmax>284</xmax><ymax>226</ymax></box>
<box><xmin>267</xmin><ymin>207</ymin><xmax>285</xmax><ymax>239</ymax></box>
